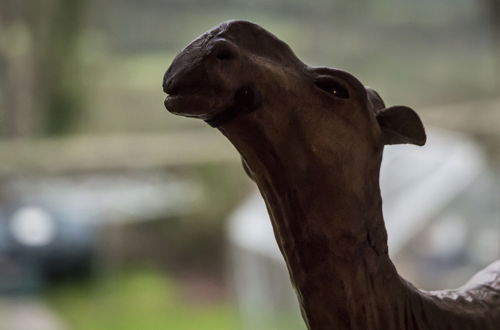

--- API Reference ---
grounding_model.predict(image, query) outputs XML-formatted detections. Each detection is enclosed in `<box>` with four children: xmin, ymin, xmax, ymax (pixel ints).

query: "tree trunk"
<box><xmin>0</xmin><ymin>0</ymin><xmax>87</xmax><ymax>137</ymax></box>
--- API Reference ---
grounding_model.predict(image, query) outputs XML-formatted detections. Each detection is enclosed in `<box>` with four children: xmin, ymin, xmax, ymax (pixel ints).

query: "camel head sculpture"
<box><xmin>163</xmin><ymin>20</ymin><xmax>500</xmax><ymax>330</ymax></box>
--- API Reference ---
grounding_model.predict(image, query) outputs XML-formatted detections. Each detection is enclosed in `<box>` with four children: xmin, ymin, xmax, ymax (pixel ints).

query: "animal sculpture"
<box><xmin>162</xmin><ymin>20</ymin><xmax>500</xmax><ymax>330</ymax></box>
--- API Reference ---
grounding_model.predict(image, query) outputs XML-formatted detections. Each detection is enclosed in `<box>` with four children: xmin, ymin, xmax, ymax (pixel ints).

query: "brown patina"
<box><xmin>163</xmin><ymin>20</ymin><xmax>500</xmax><ymax>330</ymax></box>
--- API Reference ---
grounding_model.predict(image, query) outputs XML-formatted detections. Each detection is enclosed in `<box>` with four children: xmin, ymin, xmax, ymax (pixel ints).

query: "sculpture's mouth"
<box><xmin>164</xmin><ymin>87</ymin><xmax>218</xmax><ymax>118</ymax></box>
<box><xmin>163</xmin><ymin>72</ymin><xmax>234</xmax><ymax>119</ymax></box>
<box><xmin>162</xmin><ymin>24</ymin><xmax>256</xmax><ymax>122</ymax></box>
<box><xmin>164</xmin><ymin>84</ymin><xmax>262</xmax><ymax>127</ymax></box>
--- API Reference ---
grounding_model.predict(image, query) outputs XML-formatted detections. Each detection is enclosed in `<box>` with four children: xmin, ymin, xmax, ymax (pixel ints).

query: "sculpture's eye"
<box><xmin>314</xmin><ymin>78</ymin><xmax>350</xmax><ymax>99</ymax></box>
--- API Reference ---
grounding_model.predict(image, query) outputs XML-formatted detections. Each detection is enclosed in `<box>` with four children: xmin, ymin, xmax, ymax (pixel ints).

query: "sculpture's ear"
<box><xmin>241</xmin><ymin>156</ymin><xmax>255</xmax><ymax>181</ymax></box>
<box><xmin>376</xmin><ymin>106</ymin><xmax>426</xmax><ymax>146</ymax></box>
<box><xmin>366</xmin><ymin>87</ymin><xmax>386</xmax><ymax>112</ymax></box>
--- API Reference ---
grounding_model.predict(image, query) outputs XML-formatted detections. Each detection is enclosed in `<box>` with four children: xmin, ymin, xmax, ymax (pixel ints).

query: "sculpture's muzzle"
<box><xmin>163</xmin><ymin>35</ymin><xmax>239</xmax><ymax>120</ymax></box>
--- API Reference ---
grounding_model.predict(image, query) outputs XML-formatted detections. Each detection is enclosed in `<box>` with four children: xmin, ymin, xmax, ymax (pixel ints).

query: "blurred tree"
<box><xmin>38</xmin><ymin>0</ymin><xmax>88</xmax><ymax>135</ymax></box>
<box><xmin>483</xmin><ymin>0</ymin><xmax>500</xmax><ymax>80</ymax></box>
<box><xmin>0</xmin><ymin>0</ymin><xmax>87</xmax><ymax>137</ymax></box>
<box><xmin>0</xmin><ymin>1</ymin><xmax>37</xmax><ymax>137</ymax></box>
<box><xmin>485</xmin><ymin>0</ymin><xmax>500</xmax><ymax>38</ymax></box>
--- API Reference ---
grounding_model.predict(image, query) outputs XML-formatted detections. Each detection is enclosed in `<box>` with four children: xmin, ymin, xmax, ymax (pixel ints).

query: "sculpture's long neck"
<box><xmin>254</xmin><ymin>155</ymin><xmax>403</xmax><ymax>330</ymax></box>
<box><xmin>220</xmin><ymin>119</ymin><xmax>409</xmax><ymax>329</ymax></box>
<box><xmin>219</xmin><ymin>119</ymin><xmax>499</xmax><ymax>330</ymax></box>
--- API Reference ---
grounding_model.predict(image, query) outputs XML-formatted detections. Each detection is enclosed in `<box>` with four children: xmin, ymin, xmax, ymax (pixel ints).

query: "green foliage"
<box><xmin>75</xmin><ymin>1</ymin><xmax>498</xmax><ymax>136</ymax></box>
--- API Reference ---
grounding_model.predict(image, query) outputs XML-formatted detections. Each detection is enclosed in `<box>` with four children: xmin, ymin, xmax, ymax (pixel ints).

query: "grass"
<box><xmin>46</xmin><ymin>268</ymin><xmax>306</xmax><ymax>330</ymax></box>
<box><xmin>46</xmin><ymin>269</ymin><xmax>241</xmax><ymax>330</ymax></box>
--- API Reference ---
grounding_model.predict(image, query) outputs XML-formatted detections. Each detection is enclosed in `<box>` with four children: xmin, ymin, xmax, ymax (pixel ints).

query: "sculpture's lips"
<box><xmin>164</xmin><ymin>87</ymin><xmax>230</xmax><ymax>119</ymax></box>
<box><xmin>164</xmin><ymin>94</ymin><xmax>210</xmax><ymax>117</ymax></box>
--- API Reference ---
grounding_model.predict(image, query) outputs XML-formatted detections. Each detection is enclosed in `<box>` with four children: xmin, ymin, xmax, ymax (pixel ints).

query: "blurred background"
<box><xmin>0</xmin><ymin>0</ymin><xmax>499</xmax><ymax>329</ymax></box>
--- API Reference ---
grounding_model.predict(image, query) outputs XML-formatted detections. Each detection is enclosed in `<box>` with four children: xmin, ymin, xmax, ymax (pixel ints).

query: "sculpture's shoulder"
<box><xmin>461</xmin><ymin>260</ymin><xmax>500</xmax><ymax>304</ymax></box>
<box><xmin>426</xmin><ymin>260</ymin><xmax>500</xmax><ymax>326</ymax></box>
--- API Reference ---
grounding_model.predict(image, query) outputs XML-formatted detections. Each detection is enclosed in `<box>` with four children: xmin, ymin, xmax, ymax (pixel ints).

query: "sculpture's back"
<box><xmin>163</xmin><ymin>20</ymin><xmax>500</xmax><ymax>330</ymax></box>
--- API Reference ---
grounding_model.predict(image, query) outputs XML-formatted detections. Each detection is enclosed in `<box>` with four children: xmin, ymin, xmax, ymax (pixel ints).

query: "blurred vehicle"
<box><xmin>0</xmin><ymin>205</ymin><xmax>94</xmax><ymax>295</ymax></box>
<box><xmin>0</xmin><ymin>172</ymin><xmax>197</xmax><ymax>295</ymax></box>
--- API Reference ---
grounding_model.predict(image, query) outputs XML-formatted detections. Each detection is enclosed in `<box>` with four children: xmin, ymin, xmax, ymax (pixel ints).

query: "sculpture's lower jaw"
<box><xmin>164</xmin><ymin>91</ymin><xmax>234</xmax><ymax>121</ymax></box>
<box><xmin>164</xmin><ymin>85</ymin><xmax>262</xmax><ymax>125</ymax></box>
<box><xmin>164</xmin><ymin>94</ymin><xmax>212</xmax><ymax>119</ymax></box>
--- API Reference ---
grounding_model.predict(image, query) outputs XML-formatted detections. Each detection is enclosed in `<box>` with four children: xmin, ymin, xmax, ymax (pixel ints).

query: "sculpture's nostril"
<box><xmin>212</xmin><ymin>40</ymin><xmax>238</xmax><ymax>61</ymax></box>
<box><xmin>216</xmin><ymin>49</ymin><xmax>234</xmax><ymax>60</ymax></box>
